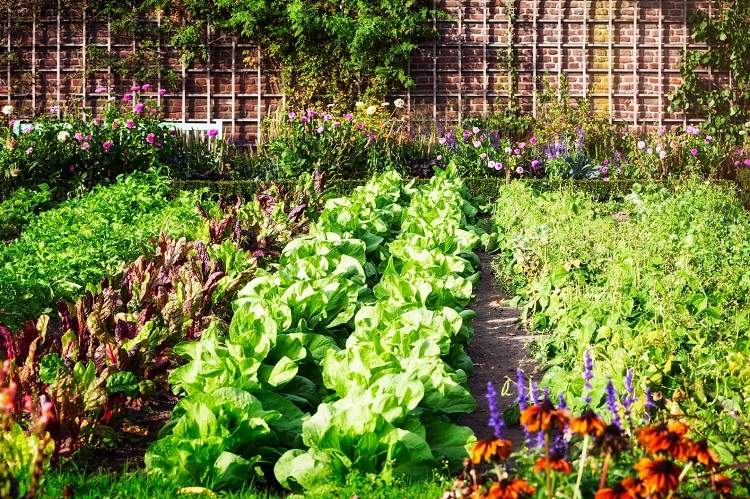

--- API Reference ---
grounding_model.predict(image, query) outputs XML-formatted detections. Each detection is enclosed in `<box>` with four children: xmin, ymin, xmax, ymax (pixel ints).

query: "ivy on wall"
<box><xmin>670</xmin><ymin>1</ymin><xmax>750</xmax><ymax>136</ymax></box>
<box><xmin>0</xmin><ymin>0</ymin><xmax>436</xmax><ymax>108</ymax></box>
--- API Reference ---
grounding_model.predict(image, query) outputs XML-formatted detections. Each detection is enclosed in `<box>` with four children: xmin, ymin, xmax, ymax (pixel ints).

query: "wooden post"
<box><xmin>532</xmin><ymin>0</ymin><xmax>538</xmax><ymax>116</ymax></box>
<box><xmin>632</xmin><ymin>0</ymin><xmax>638</xmax><ymax>126</ymax></box>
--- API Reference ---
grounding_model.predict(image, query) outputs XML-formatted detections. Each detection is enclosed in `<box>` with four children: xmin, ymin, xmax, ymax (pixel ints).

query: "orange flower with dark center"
<box><xmin>711</xmin><ymin>474</ymin><xmax>732</xmax><ymax>495</ymax></box>
<box><xmin>470</xmin><ymin>438</ymin><xmax>513</xmax><ymax>464</ymax></box>
<box><xmin>571</xmin><ymin>409</ymin><xmax>606</xmax><ymax>436</ymax></box>
<box><xmin>620</xmin><ymin>477</ymin><xmax>645</xmax><ymax>496</ymax></box>
<box><xmin>690</xmin><ymin>439</ymin><xmax>719</xmax><ymax>468</ymax></box>
<box><xmin>485</xmin><ymin>478</ymin><xmax>536</xmax><ymax>499</ymax></box>
<box><xmin>634</xmin><ymin>457</ymin><xmax>681</xmax><ymax>495</ymax></box>
<box><xmin>636</xmin><ymin>422</ymin><xmax>692</xmax><ymax>459</ymax></box>
<box><xmin>595</xmin><ymin>423</ymin><xmax>631</xmax><ymax>455</ymax></box>
<box><xmin>533</xmin><ymin>448</ymin><xmax>573</xmax><ymax>474</ymax></box>
<box><xmin>520</xmin><ymin>398</ymin><xmax>570</xmax><ymax>432</ymax></box>
<box><xmin>594</xmin><ymin>482</ymin><xmax>636</xmax><ymax>499</ymax></box>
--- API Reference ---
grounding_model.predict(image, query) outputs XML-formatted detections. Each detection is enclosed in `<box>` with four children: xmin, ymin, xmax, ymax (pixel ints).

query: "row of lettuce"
<box><xmin>488</xmin><ymin>180</ymin><xmax>750</xmax><ymax>465</ymax></box>
<box><xmin>144</xmin><ymin>168</ymin><xmax>482</xmax><ymax>491</ymax></box>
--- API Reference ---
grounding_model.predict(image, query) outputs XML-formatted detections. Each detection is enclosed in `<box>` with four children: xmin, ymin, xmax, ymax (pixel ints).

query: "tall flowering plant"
<box><xmin>444</xmin><ymin>358</ymin><xmax>742</xmax><ymax>498</ymax></box>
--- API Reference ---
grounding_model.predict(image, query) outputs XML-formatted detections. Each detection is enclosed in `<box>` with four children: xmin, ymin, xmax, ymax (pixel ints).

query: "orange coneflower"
<box><xmin>690</xmin><ymin>439</ymin><xmax>720</xmax><ymax>468</ymax></box>
<box><xmin>533</xmin><ymin>448</ymin><xmax>573</xmax><ymax>474</ymax></box>
<box><xmin>485</xmin><ymin>478</ymin><xmax>536</xmax><ymax>499</ymax></box>
<box><xmin>594</xmin><ymin>482</ymin><xmax>636</xmax><ymax>499</ymax></box>
<box><xmin>520</xmin><ymin>398</ymin><xmax>570</xmax><ymax>433</ymax></box>
<box><xmin>636</xmin><ymin>422</ymin><xmax>692</xmax><ymax>460</ymax></box>
<box><xmin>711</xmin><ymin>474</ymin><xmax>733</xmax><ymax>495</ymax></box>
<box><xmin>571</xmin><ymin>409</ymin><xmax>606</xmax><ymax>437</ymax></box>
<box><xmin>620</xmin><ymin>476</ymin><xmax>645</xmax><ymax>497</ymax></box>
<box><xmin>634</xmin><ymin>457</ymin><xmax>682</xmax><ymax>495</ymax></box>
<box><xmin>470</xmin><ymin>438</ymin><xmax>513</xmax><ymax>464</ymax></box>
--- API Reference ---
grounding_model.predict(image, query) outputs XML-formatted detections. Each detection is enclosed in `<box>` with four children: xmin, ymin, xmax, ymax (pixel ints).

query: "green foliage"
<box><xmin>0</xmin><ymin>184</ymin><xmax>52</xmax><ymax>240</ymax></box>
<box><xmin>490</xmin><ymin>181</ymin><xmax>750</xmax><ymax>465</ymax></box>
<box><xmin>146</xmin><ymin>169</ymin><xmax>480</xmax><ymax>492</ymax></box>
<box><xmin>0</xmin><ymin>172</ymin><xmax>203</xmax><ymax>328</ymax></box>
<box><xmin>671</xmin><ymin>1</ymin><xmax>750</xmax><ymax>137</ymax></box>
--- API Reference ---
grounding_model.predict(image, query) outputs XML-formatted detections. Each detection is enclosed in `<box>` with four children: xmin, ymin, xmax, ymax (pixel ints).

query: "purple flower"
<box><xmin>74</xmin><ymin>132</ymin><xmax>84</xmax><ymax>142</ymax></box>
<box><xmin>95</xmin><ymin>86</ymin><xmax>108</xmax><ymax>94</ymax></box>
<box><xmin>323</xmin><ymin>113</ymin><xmax>333</xmax><ymax>121</ymax></box>
<box><xmin>80</xmin><ymin>141</ymin><xmax>90</xmax><ymax>151</ymax></box>
<box><xmin>529</xmin><ymin>136</ymin><xmax>538</xmax><ymax>145</ymax></box>
<box><xmin>21</xmin><ymin>124</ymin><xmax>33</xmax><ymax>134</ymax></box>
<box><xmin>485</xmin><ymin>381</ymin><xmax>505</xmax><ymax>439</ymax></box>
<box><xmin>462</xmin><ymin>130</ymin><xmax>472</xmax><ymax>141</ymax></box>
<box><xmin>690</xmin><ymin>148</ymin><xmax>699</xmax><ymax>157</ymax></box>
<box><xmin>513</xmin><ymin>148</ymin><xmax>521</xmax><ymax>156</ymax></box>
<box><xmin>439</xmin><ymin>137</ymin><xmax>447</xmax><ymax>145</ymax></box>
<box><xmin>531</xmin><ymin>382</ymin><xmax>540</xmax><ymax>404</ymax></box>
<box><xmin>343</xmin><ymin>113</ymin><xmax>354</xmax><ymax>121</ymax></box>
<box><xmin>576</xmin><ymin>126</ymin><xmax>585</xmax><ymax>150</ymax></box>
<box><xmin>530</xmin><ymin>159</ymin><xmax>541</xmax><ymax>170</ymax></box>
<box><xmin>515</xmin><ymin>166</ymin><xmax>524</xmax><ymax>174</ymax></box>
<box><xmin>300</xmin><ymin>116</ymin><xmax>309</xmax><ymax>124</ymax></box>
<box><xmin>496</xmin><ymin>162</ymin><xmax>504</xmax><ymax>171</ymax></box>
<box><xmin>686</xmin><ymin>125</ymin><xmax>700</xmax><ymax>136</ymax></box>
<box><xmin>141</xmin><ymin>83</ymin><xmax>152</xmax><ymax>91</ymax></box>
<box><xmin>544</xmin><ymin>141</ymin><xmax>568</xmax><ymax>159</ymax></box>
<box><xmin>744</xmin><ymin>159</ymin><xmax>750</xmax><ymax>168</ymax></box>
<box><xmin>705</xmin><ymin>135</ymin><xmax>713</xmax><ymax>143</ymax></box>
<box><xmin>207</xmin><ymin>128</ymin><xmax>218</xmax><ymax>138</ymax></box>
<box><xmin>125</xmin><ymin>119</ymin><xmax>134</xmax><ymax>129</ymax></box>
<box><xmin>123</xmin><ymin>94</ymin><xmax>132</xmax><ymax>103</ymax></box>
<box><xmin>645</xmin><ymin>387</ymin><xmax>655</xmax><ymax>412</ymax></box>
<box><xmin>102</xmin><ymin>140</ymin><xmax>113</xmax><ymax>152</ymax></box>
<box><xmin>158</xmin><ymin>88</ymin><xmax>167</xmax><ymax>97</ymax></box>
<box><xmin>288</xmin><ymin>111</ymin><xmax>297</xmax><ymax>119</ymax></box>
<box><xmin>583</xmin><ymin>349</ymin><xmax>594</xmax><ymax>404</ymax></box>
<box><xmin>306</xmin><ymin>109</ymin><xmax>317</xmax><ymax>118</ymax></box>
<box><xmin>516</xmin><ymin>368</ymin><xmax>528</xmax><ymax>410</ymax></box>
<box><xmin>130</xmin><ymin>84</ymin><xmax>141</xmax><ymax>92</ymax></box>
<box><xmin>145</xmin><ymin>133</ymin><xmax>155</xmax><ymax>144</ymax></box>
<box><xmin>134</xmin><ymin>103</ymin><xmax>145</xmax><ymax>114</ymax></box>
<box><xmin>658</xmin><ymin>126</ymin><xmax>666</xmax><ymax>136</ymax></box>
<box><xmin>605</xmin><ymin>380</ymin><xmax>621</xmax><ymax>428</ymax></box>
<box><xmin>558</xmin><ymin>393</ymin><xmax>567</xmax><ymax>409</ymax></box>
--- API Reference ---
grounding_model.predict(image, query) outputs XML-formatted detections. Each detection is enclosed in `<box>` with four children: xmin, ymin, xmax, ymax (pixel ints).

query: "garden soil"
<box><xmin>460</xmin><ymin>252</ymin><xmax>540</xmax><ymax>444</ymax></box>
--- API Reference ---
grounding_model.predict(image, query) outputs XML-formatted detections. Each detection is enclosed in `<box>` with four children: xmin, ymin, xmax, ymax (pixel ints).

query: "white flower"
<box><xmin>393</xmin><ymin>98</ymin><xmax>405</xmax><ymax>109</ymax></box>
<box><xmin>646</xmin><ymin>148</ymin><xmax>653</xmax><ymax>155</ymax></box>
<box><xmin>637</xmin><ymin>140</ymin><xmax>646</xmax><ymax>150</ymax></box>
<box><xmin>366</xmin><ymin>105</ymin><xmax>377</xmax><ymax>116</ymax></box>
<box><xmin>381</xmin><ymin>102</ymin><xmax>390</xmax><ymax>107</ymax></box>
<box><xmin>659</xmin><ymin>150</ymin><xmax>667</xmax><ymax>160</ymax></box>
<box><xmin>355</xmin><ymin>101</ymin><xmax>365</xmax><ymax>109</ymax></box>
<box><xmin>57</xmin><ymin>130</ymin><xmax>70</xmax><ymax>142</ymax></box>
<box><xmin>25</xmin><ymin>147</ymin><xmax>33</xmax><ymax>155</ymax></box>
<box><xmin>1</xmin><ymin>105</ymin><xmax>13</xmax><ymax>116</ymax></box>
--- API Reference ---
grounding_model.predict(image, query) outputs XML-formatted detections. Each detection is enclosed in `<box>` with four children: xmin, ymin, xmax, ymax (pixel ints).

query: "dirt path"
<box><xmin>460</xmin><ymin>252</ymin><xmax>540</xmax><ymax>443</ymax></box>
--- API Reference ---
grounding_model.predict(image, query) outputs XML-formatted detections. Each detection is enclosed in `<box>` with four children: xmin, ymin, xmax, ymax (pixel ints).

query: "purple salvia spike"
<box><xmin>605</xmin><ymin>380</ymin><xmax>622</xmax><ymax>429</ymax></box>
<box><xmin>485</xmin><ymin>381</ymin><xmax>505</xmax><ymax>439</ymax></box>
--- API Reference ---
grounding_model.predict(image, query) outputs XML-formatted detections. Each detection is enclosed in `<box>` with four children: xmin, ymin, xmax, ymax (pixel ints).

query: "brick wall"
<box><xmin>0</xmin><ymin>1</ymin><xmax>717</xmax><ymax>144</ymax></box>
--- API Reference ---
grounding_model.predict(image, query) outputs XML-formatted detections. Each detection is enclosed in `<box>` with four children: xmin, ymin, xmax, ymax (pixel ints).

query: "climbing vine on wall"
<box><xmin>0</xmin><ymin>0</ymin><xmax>436</xmax><ymax>108</ymax></box>
<box><xmin>670</xmin><ymin>0</ymin><xmax>750</xmax><ymax>137</ymax></box>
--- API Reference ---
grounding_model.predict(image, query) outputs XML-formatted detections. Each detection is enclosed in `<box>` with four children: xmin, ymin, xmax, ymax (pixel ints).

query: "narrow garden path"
<box><xmin>460</xmin><ymin>252</ymin><xmax>540</xmax><ymax>443</ymax></box>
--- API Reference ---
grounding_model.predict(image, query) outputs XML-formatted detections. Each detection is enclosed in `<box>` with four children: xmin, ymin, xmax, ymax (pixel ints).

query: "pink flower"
<box><xmin>529</xmin><ymin>136</ymin><xmax>537</xmax><ymax>145</ymax></box>
<box><xmin>125</xmin><ymin>119</ymin><xmax>134</xmax><ymax>129</ymax></box>
<box><xmin>344</xmin><ymin>113</ymin><xmax>354</xmax><ymax>121</ymax></box>
<box><xmin>130</xmin><ymin>84</ymin><xmax>141</xmax><ymax>92</ymax></box>
<box><xmin>686</xmin><ymin>126</ymin><xmax>700</xmax><ymax>136</ymax></box>
<box><xmin>74</xmin><ymin>132</ymin><xmax>84</xmax><ymax>142</ymax></box>
<box><xmin>81</xmin><ymin>142</ymin><xmax>90</xmax><ymax>150</ymax></box>
<box><xmin>438</xmin><ymin>137</ymin><xmax>447</xmax><ymax>145</ymax></box>
<box><xmin>95</xmin><ymin>86</ymin><xmax>108</xmax><ymax>94</ymax></box>
<box><xmin>102</xmin><ymin>140</ymin><xmax>113</xmax><ymax>152</ymax></box>
<box><xmin>134</xmin><ymin>103</ymin><xmax>145</xmax><ymax>113</ymax></box>
<box><xmin>300</xmin><ymin>116</ymin><xmax>309</xmax><ymax>124</ymax></box>
<box><xmin>690</xmin><ymin>148</ymin><xmax>698</xmax><ymax>157</ymax></box>
<box><xmin>207</xmin><ymin>128</ymin><xmax>218</xmax><ymax>138</ymax></box>
<box><xmin>515</xmin><ymin>166</ymin><xmax>524</xmax><ymax>174</ymax></box>
<box><xmin>324</xmin><ymin>113</ymin><xmax>333</xmax><ymax>121</ymax></box>
<box><xmin>145</xmin><ymin>133</ymin><xmax>155</xmax><ymax>144</ymax></box>
<box><xmin>332</xmin><ymin>121</ymin><xmax>340</xmax><ymax>128</ymax></box>
<box><xmin>705</xmin><ymin>135</ymin><xmax>713</xmax><ymax>143</ymax></box>
<box><xmin>288</xmin><ymin>112</ymin><xmax>297</xmax><ymax>119</ymax></box>
<box><xmin>123</xmin><ymin>94</ymin><xmax>132</xmax><ymax>103</ymax></box>
<box><xmin>658</xmin><ymin>127</ymin><xmax>666</xmax><ymax>136</ymax></box>
<box><xmin>603</xmin><ymin>159</ymin><xmax>610</xmax><ymax>165</ymax></box>
<box><xmin>472</xmin><ymin>126</ymin><xmax>480</xmax><ymax>134</ymax></box>
<box><xmin>495</xmin><ymin>162</ymin><xmax>504</xmax><ymax>171</ymax></box>
<box><xmin>744</xmin><ymin>159</ymin><xmax>750</xmax><ymax>168</ymax></box>
<box><xmin>518</xmin><ymin>142</ymin><xmax>526</xmax><ymax>149</ymax></box>
<box><xmin>317</xmin><ymin>126</ymin><xmax>325</xmax><ymax>133</ymax></box>
<box><xmin>513</xmin><ymin>148</ymin><xmax>521</xmax><ymax>156</ymax></box>
<box><xmin>94</xmin><ymin>117</ymin><xmax>102</xmax><ymax>126</ymax></box>
<box><xmin>158</xmin><ymin>88</ymin><xmax>167</xmax><ymax>96</ymax></box>
<box><xmin>488</xmin><ymin>160</ymin><xmax>496</xmax><ymax>169</ymax></box>
<box><xmin>473</xmin><ymin>140</ymin><xmax>482</xmax><ymax>148</ymax></box>
<box><xmin>141</xmin><ymin>83</ymin><xmax>152</xmax><ymax>91</ymax></box>
<box><xmin>111</xmin><ymin>120</ymin><xmax>120</xmax><ymax>129</ymax></box>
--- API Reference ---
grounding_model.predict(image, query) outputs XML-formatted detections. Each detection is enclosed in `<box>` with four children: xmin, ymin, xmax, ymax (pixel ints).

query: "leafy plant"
<box><xmin>0</xmin><ymin>184</ymin><xmax>52</xmax><ymax>241</ymax></box>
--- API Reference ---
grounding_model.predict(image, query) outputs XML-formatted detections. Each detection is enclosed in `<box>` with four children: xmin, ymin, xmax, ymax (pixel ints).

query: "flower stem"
<box><xmin>598</xmin><ymin>450</ymin><xmax>612</xmax><ymax>490</ymax></box>
<box><xmin>574</xmin><ymin>434</ymin><xmax>590</xmax><ymax>499</ymax></box>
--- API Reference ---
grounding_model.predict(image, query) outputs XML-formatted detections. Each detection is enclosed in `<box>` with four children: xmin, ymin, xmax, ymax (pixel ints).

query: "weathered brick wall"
<box><xmin>0</xmin><ymin>1</ymin><xmax>716</xmax><ymax>143</ymax></box>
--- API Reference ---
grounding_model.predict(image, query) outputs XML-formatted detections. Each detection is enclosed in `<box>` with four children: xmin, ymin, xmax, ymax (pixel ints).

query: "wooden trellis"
<box><xmin>1</xmin><ymin>0</ymin><xmax>717</xmax><ymax>142</ymax></box>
